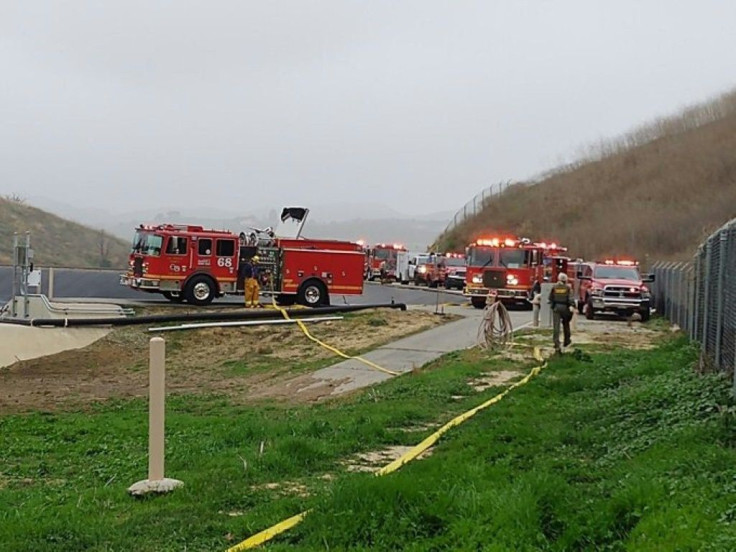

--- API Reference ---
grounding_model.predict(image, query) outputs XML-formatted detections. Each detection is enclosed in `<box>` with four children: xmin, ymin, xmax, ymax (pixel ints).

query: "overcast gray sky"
<box><xmin>1</xmin><ymin>1</ymin><xmax>734</xmax><ymax>218</ymax></box>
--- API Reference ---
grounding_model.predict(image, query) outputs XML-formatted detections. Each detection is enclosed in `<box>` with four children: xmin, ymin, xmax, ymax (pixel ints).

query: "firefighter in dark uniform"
<box><xmin>548</xmin><ymin>272</ymin><xmax>574</xmax><ymax>353</ymax></box>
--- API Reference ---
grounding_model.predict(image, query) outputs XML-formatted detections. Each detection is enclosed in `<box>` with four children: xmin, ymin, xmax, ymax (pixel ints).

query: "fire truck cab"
<box><xmin>464</xmin><ymin>237</ymin><xmax>570</xmax><ymax>309</ymax></box>
<box><xmin>120</xmin><ymin>208</ymin><xmax>365</xmax><ymax>307</ymax></box>
<box><xmin>576</xmin><ymin>259</ymin><xmax>654</xmax><ymax>321</ymax></box>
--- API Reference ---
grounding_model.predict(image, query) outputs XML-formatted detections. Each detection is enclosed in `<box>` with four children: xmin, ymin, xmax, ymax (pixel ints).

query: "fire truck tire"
<box><xmin>162</xmin><ymin>291</ymin><xmax>184</xmax><ymax>303</ymax></box>
<box><xmin>297</xmin><ymin>279</ymin><xmax>329</xmax><ymax>307</ymax></box>
<box><xmin>471</xmin><ymin>297</ymin><xmax>487</xmax><ymax>309</ymax></box>
<box><xmin>184</xmin><ymin>275</ymin><xmax>217</xmax><ymax>306</ymax></box>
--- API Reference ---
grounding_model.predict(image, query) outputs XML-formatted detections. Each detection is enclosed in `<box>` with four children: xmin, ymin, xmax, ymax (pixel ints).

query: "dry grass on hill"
<box><xmin>436</xmin><ymin>88</ymin><xmax>736</xmax><ymax>263</ymax></box>
<box><xmin>0</xmin><ymin>196</ymin><xmax>130</xmax><ymax>268</ymax></box>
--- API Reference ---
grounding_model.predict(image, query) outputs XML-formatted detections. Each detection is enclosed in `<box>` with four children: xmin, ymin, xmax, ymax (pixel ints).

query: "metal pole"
<box><xmin>692</xmin><ymin>253</ymin><xmax>702</xmax><ymax>342</ymax></box>
<box><xmin>702</xmin><ymin>241</ymin><xmax>713</xmax><ymax>362</ymax></box>
<box><xmin>48</xmin><ymin>267</ymin><xmax>55</xmax><ymax>300</ymax></box>
<box><xmin>23</xmin><ymin>233</ymin><xmax>31</xmax><ymax>318</ymax></box>
<box><xmin>11</xmin><ymin>233</ymin><xmax>18</xmax><ymax>317</ymax></box>
<box><xmin>715</xmin><ymin>233</ymin><xmax>728</xmax><ymax>370</ymax></box>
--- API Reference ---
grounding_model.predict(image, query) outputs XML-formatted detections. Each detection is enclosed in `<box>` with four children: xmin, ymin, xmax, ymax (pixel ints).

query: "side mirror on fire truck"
<box><xmin>642</xmin><ymin>273</ymin><xmax>656</xmax><ymax>283</ymax></box>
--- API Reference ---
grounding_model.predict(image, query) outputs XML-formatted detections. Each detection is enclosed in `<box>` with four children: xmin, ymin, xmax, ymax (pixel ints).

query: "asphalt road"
<box><xmin>0</xmin><ymin>266</ymin><xmax>468</xmax><ymax>307</ymax></box>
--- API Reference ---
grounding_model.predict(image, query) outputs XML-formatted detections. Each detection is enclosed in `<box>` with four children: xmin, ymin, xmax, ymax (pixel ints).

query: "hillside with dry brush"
<box><xmin>435</xmin><ymin>89</ymin><xmax>736</xmax><ymax>264</ymax></box>
<box><xmin>0</xmin><ymin>196</ymin><xmax>130</xmax><ymax>268</ymax></box>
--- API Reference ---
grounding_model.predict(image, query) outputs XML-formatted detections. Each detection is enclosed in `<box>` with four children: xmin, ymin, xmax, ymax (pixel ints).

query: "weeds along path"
<box><xmin>226</xmin><ymin>345</ymin><xmax>547</xmax><ymax>551</ymax></box>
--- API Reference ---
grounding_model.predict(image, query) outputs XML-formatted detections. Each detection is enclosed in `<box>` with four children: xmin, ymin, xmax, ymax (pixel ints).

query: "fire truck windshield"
<box><xmin>499</xmin><ymin>249</ymin><xmax>528</xmax><ymax>269</ymax></box>
<box><xmin>468</xmin><ymin>247</ymin><xmax>494</xmax><ymax>267</ymax></box>
<box><xmin>131</xmin><ymin>231</ymin><xmax>163</xmax><ymax>257</ymax></box>
<box><xmin>594</xmin><ymin>266</ymin><xmax>640</xmax><ymax>280</ymax></box>
<box><xmin>444</xmin><ymin>256</ymin><xmax>465</xmax><ymax>267</ymax></box>
<box><xmin>374</xmin><ymin>249</ymin><xmax>396</xmax><ymax>260</ymax></box>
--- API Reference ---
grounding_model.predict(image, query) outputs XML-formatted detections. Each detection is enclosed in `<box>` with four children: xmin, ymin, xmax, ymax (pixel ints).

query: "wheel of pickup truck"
<box><xmin>184</xmin><ymin>275</ymin><xmax>217</xmax><ymax>306</ymax></box>
<box><xmin>585</xmin><ymin>297</ymin><xmax>595</xmax><ymax>320</ymax></box>
<box><xmin>640</xmin><ymin>304</ymin><xmax>651</xmax><ymax>322</ymax></box>
<box><xmin>297</xmin><ymin>279</ymin><xmax>329</xmax><ymax>307</ymax></box>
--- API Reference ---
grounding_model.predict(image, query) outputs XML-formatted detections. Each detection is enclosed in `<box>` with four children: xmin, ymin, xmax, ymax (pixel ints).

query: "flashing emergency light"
<box><xmin>504</xmin><ymin>238</ymin><xmax>516</xmax><ymax>247</ymax></box>
<box><xmin>602</xmin><ymin>259</ymin><xmax>639</xmax><ymax>266</ymax></box>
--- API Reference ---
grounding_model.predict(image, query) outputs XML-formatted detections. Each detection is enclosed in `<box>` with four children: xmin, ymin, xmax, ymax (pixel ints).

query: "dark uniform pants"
<box><xmin>552</xmin><ymin>307</ymin><xmax>572</xmax><ymax>350</ymax></box>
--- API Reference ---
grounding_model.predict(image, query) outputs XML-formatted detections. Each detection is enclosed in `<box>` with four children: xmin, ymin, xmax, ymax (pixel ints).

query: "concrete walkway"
<box><xmin>297</xmin><ymin>305</ymin><xmax>532</xmax><ymax>396</ymax></box>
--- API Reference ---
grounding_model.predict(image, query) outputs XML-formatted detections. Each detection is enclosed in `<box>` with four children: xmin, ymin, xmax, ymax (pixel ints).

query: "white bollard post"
<box><xmin>149</xmin><ymin>337</ymin><xmax>165</xmax><ymax>481</ymax></box>
<box><xmin>128</xmin><ymin>337</ymin><xmax>183</xmax><ymax>496</ymax></box>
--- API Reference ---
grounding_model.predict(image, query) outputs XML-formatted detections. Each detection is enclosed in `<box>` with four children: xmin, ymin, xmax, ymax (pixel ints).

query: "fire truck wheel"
<box><xmin>162</xmin><ymin>291</ymin><xmax>184</xmax><ymax>303</ymax></box>
<box><xmin>471</xmin><ymin>297</ymin><xmax>486</xmax><ymax>309</ymax></box>
<box><xmin>297</xmin><ymin>280</ymin><xmax>328</xmax><ymax>307</ymax></box>
<box><xmin>185</xmin><ymin>275</ymin><xmax>217</xmax><ymax>306</ymax></box>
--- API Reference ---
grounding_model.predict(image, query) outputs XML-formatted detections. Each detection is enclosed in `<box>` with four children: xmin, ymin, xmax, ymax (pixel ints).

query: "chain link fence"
<box><xmin>442</xmin><ymin>181</ymin><xmax>514</xmax><ymax>235</ymax></box>
<box><xmin>651</xmin><ymin>218</ymin><xmax>736</xmax><ymax>391</ymax></box>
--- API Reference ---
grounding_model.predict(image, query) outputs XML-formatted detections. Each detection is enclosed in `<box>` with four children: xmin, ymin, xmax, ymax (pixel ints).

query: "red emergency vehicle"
<box><xmin>463</xmin><ymin>237</ymin><xmax>571</xmax><ymax>309</ymax></box>
<box><xmin>441</xmin><ymin>253</ymin><xmax>467</xmax><ymax>290</ymax></box>
<box><xmin>414</xmin><ymin>252</ymin><xmax>445</xmax><ymax>287</ymax></box>
<box><xmin>576</xmin><ymin>259</ymin><xmax>654</xmax><ymax>321</ymax></box>
<box><xmin>366</xmin><ymin>243</ymin><xmax>406</xmax><ymax>281</ymax></box>
<box><xmin>120</xmin><ymin>208</ymin><xmax>365</xmax><ymax>307</ymax></box>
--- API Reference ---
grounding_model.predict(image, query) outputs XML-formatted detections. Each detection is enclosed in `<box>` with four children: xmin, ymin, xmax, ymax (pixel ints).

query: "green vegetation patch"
<box><xmin>2</xmin><ymin>337</ymin><xmax>736</xmax><ymax>551</ymax></box>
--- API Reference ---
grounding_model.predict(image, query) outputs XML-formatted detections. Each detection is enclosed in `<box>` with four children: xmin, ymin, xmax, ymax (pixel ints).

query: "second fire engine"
<box><xmin>463</xmin><ymin>237</ymin><xmax>571</xmax><ymax>309</ymax></box>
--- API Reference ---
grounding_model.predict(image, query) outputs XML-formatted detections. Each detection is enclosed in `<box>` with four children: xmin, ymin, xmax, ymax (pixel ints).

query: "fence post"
<box><xmin>692</xmin><ymin>253</ymin><xmax>702</xmax><ymax>342</ymax></box>
<box><xmin>702</xmin><ymin>241</ymin><xmax>713</xmax><ymax>363</ymax></box>
<box><xmin>714</xmin><ymin>234</ymin><xmax>728</xmax><ymax>368</ymax></box>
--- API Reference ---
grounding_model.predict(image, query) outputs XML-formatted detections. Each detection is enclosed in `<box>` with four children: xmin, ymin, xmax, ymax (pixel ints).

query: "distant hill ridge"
<box><xmin>435</xmin><ymin>88</ymin><xmax>736</xmax><ymax>263</ymax></box>
<box><xmin>0</xmin><ymin>197</ymin><xmax>130</xmax><ymax>268</ymax></box>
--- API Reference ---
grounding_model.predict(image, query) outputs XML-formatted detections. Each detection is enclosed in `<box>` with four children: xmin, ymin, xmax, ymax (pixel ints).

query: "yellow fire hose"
<box><xmin>265</xmin><ymin>277</ymin><xmax>399</xmax><ymax>376</ymax></box>
<box><xmin>226</xmin><ymin>344</ymin><xmax>547</xmax><ymax>551</ymax></box>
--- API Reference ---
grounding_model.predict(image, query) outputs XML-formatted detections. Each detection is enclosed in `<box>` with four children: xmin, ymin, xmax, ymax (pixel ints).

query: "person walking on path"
<box><xmin>530</xmin><ymin>278</ymin><xmax>542</xmax><ymax>327</ymax></box>
<box><xmin>548</xmin><ymin>272</ymin><xmax>574</xmax><ymax>353</ymax></box>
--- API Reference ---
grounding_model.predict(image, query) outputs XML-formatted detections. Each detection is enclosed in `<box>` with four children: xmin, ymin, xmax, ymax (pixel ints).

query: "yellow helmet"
<box><xmin>252</xmin><ymin>256</ymin><xmax>260</xmax><ymax>263</ymax></box>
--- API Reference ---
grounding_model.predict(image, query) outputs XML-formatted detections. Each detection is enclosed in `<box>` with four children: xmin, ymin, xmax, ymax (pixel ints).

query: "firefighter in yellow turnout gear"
<box><xmin>548</xmin><ymin>272</ymin><xmax>574</xmax><ymax>353</ymax></box>
<box><xmin>243</xmin><ymin>256</ymin><xmax>262</xmax><ymax>308</ymax></box>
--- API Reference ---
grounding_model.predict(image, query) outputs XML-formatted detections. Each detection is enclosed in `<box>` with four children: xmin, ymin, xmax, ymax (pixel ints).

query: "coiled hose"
<box><xmin>478</xmin><ymin>298</ymin><xmax>514</xmax><ymax>350</ymax></box>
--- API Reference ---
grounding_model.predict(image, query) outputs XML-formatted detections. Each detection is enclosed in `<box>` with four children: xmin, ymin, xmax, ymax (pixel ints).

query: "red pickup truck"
<box><xmin>577</xmin><ymin>260</ymin><xmax>655</xmax><ymax>321</ymax></box>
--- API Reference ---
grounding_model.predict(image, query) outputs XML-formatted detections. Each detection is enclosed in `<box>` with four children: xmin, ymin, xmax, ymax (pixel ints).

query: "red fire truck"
<box><xmin>365</xmin><ymin>243</ymin><xmax>406</xmax><ymax>281</ymax></box>
<box><xmin>120</xmin><ymin>208</ymin><xmax>365</xmax><ymax>307</ymax></box>
<box><xmin>463</xmin><ymin>237</ymin><xmax>571</xmax><ymax>309</ymax></box>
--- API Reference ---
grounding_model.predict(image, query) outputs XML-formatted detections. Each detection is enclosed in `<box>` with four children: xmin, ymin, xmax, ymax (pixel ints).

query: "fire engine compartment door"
<box><xmin>274</xmin><ymin>207</ymin><xmax>309</xmax><ymax>239</ymax></box>
<box><xmin>256</xmin><ymin>247</ymin><xmax>282</xmax><ymax>291</ymax></box>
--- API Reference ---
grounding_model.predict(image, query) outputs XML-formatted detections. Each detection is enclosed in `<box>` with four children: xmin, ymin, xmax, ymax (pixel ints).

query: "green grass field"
<box><xmin>1</xmin><ymin>335</ymin><xmax>735</xmax><ymax>551</ymax></box>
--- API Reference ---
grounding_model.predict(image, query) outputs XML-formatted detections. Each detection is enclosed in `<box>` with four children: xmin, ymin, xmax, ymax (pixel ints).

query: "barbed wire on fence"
<box><xmin>651</xmin><ymin>218</ymin><xmax>736</xmax><ymax>393</ymax></box>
